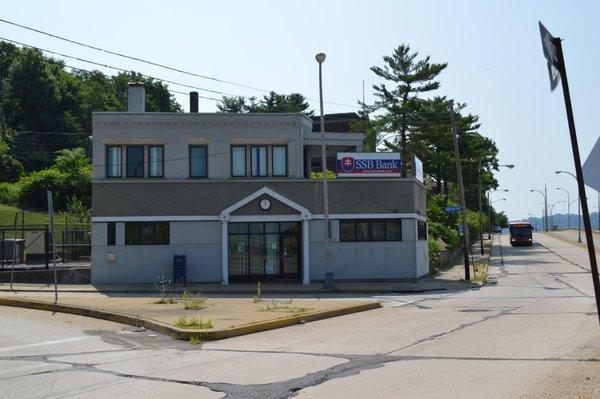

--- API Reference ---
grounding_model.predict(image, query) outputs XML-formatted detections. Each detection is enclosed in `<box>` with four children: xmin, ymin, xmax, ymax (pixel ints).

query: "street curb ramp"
<box><xmin>0</xmin><ymin>297</ymin><xmax>381</xmax><ymax>341</ymax></box>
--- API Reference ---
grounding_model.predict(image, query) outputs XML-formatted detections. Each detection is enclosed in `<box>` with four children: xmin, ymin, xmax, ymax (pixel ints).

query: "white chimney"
<box><xmin>127</xmin><ymin>83</ymin><xmax>145</xmax><ymax>112</ymax></box>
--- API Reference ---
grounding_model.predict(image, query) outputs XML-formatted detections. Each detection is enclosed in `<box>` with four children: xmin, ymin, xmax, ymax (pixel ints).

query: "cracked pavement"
<box><xmin>1</xmin><ymin>233</ymin><xmax>599</xmax><ymax>398</ymax></box>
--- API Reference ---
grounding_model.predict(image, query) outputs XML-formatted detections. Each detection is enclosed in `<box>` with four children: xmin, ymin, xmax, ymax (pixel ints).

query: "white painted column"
<box><xmin>302</xmin><ymin>219</ymin><xmax>310</xmax><ymax>285</ymax></box>
<box><xmin>221</xmin><ymin>220</ymin><xmax>229</xmax><ymax>285</ymax></box>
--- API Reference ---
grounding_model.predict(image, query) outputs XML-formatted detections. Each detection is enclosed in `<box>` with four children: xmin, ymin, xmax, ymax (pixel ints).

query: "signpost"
<box><xmin>445</xmin><ymin>205</ymin><xmax>461</xmax><ymax>213</ymax></box>
<box><xmin>47</xmin><ymin>190</ymin><xmax>58</xmax><ymax>304</ymax></box>
<box><xmin>540</xmin><ymin>21</ymin><xmax>600</xmax><ymax>326</ymax></box>
<box><xmin>336</xmin><ymin>152</ymin><xmax>401</xmax><ymax>178</ymax></box>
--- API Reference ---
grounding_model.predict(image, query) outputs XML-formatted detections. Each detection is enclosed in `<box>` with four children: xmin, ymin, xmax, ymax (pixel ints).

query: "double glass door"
<box><xmin>229</xmin><ymin>222</ymin><xmax>300</xmax><ymax>281</ymax></box>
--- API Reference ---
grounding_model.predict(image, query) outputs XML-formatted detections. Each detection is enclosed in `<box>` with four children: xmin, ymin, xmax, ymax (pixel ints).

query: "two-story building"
<box><xmin>90</xmin><ymin>85</ymin><xmax>429</xmax><ymax>285</ymax></box>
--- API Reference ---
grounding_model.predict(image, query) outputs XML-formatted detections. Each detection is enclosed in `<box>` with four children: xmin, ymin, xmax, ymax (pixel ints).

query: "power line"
<box><xmin>0</xmin><ymin>18</ymin><xmax>359</xmax><ymax>109</ymax></box>
<box><xmin>0</xmin><ymin>37</ymin><xmax>234</xmax><ymax>99</ymax></box>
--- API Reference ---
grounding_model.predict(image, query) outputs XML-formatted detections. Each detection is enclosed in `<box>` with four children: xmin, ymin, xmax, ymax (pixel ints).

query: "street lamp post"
<box><xmin>488</xmin><ymin>189</ymin><xmax>509</xmax><ymax>239</ymax></box>
<box><xmin>316</xmin><ymin>52</ymin><xmax>333</xmax><ymax>289</ymax></box>
<box><xmin>550</xmin><ymin>200</ymin><xmax>566</xmax><ymax>229</ymax></box>
<box><xmin>485</xmin><ymin>163</ymin><xmax>514</xmax><ymax>240</ymax></box>
<box><xmin>530</xmin><ymin>186</ymin><xmax>549</xmax><ymax>232</ymax></box>
<box><xmin>557</xmin><ymin>187</ymin><xmax>570</xmax><ymax>229</ymax></box>
<box><xmin>555</xmin><ymin>171</ymin><xmax>582</xmax><ymax>242</ymax></box>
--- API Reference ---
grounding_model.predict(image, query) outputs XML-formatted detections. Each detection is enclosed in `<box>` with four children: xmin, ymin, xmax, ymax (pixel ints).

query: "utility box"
<box><xmin>173</xmin><ymin>255</ymin><xmax>187</xmax><ymax>284</ymax></box>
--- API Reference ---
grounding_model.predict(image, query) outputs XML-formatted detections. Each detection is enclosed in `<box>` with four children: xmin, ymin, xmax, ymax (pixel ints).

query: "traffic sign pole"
<box><xmin>552</xmin><ymin>37</ymin><xmax>600</xmax><ymax>326</ymax></box>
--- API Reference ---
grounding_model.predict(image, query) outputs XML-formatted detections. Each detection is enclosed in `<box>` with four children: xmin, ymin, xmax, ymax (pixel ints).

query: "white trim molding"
<box><xmin>92</xmin><ymin>215</ymin><xmax>219</xmax><ymax>222</ymax></box>
<box><xmin>220</xmin><ymin>187</ymin><xmax>311</xmax><ymax>220</ymax></box>
<box><xmin>92</xmin><ymin>212</ymin><xmax>426</xmax><ymax>223</ymax></box>
<box><xmin>312</xmin><ymin>213</ymin><xmax>427</xmax><ymax>221</ymax></box>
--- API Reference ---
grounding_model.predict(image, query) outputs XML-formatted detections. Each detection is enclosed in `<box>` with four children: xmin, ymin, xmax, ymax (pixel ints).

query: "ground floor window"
<box><xmin>228</xmin><ymin>222</ymin><xmax>300</xmax><ymax>280</ymax></box>
<box><xmin>417</xmin><ymin>221</ymin><xmax>427</xmax><ymax>240</ymax></box>
<box><xmin>340</xmin><ymin>219</ymin><xmax>402</xmax><ymax>242</ymax></box>
<box><xmin>107</xmin><ymin>222</ymin><xmax>116</xmax><ymax>246</ymax></box>
<box><xmin>125</xmin><ymin>222</ymin><xmax>169</xmax><ymax>245</ymax></box>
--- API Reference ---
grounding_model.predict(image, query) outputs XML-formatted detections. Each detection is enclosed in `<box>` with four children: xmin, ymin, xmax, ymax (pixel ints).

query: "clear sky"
<box><xmin>2</xmin><ymin>0</ymin><xmax>600</xmax><ymax>220</ymax></box>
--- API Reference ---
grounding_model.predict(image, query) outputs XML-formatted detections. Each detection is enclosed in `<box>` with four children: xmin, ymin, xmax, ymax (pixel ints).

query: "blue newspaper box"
<box><xmin>173</xmin><ymin>255</ymin><xmax>186</xmax><ymax>284</ymax></box>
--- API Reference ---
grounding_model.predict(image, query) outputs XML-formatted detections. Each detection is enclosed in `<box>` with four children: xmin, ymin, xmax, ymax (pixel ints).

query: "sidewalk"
<box><xmin>0</xmin><ymin>278</ymin><xmax>476</xmax><ymax>295</ymax></box>
<box><xmin>544</xmin><ymin>228</ymin><xmax>600</xmax><ymax>250</ymax></box>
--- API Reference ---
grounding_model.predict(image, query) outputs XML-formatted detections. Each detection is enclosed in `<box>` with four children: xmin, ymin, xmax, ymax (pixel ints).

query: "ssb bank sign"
<box><xmin>336</xmin><ymin>152</ymin><xmax>402</xmax><ymax>177</ymax></box>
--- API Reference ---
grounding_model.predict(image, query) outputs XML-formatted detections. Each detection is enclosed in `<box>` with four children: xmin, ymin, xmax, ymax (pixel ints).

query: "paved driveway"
<box><xmin>0</xmin><ymin>233</ymin><xmax>598</xmax><ymax>398</ymax></box>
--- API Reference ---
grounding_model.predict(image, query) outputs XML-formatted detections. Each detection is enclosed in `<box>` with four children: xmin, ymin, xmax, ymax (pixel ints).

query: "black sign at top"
<box><xmin>539</xmin><ymin>21</ymin><xmax>561</xmax><ymax>91</ymax></box>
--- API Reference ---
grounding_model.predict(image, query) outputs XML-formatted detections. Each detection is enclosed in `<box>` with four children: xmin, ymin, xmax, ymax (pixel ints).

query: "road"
<box><xmin>0</xmin><ymin>233</ymin><xmax>599</xmax><ymax>398</ymax></box>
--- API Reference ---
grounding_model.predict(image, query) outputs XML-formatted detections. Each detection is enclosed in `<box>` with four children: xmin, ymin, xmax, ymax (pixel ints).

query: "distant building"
<box><xmin>90</xmin><ymin>85</ymin><xmax>428</xmax><ymax>284</ymax></box>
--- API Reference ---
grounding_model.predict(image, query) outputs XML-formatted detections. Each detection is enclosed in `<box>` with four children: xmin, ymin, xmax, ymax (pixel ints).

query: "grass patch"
<box><xmin>258</xmin><ymin>299</ymin><xmax>311</xmax><ymax>315</ymax></box>
<box><xmin>0</xmin><ymin>204</ymin><xmax>68</xmax><ymax>227</ymax></box>
<box><xmin>189</xmin><ymin>333</ymin><xmax>206</xmax><ymax>345</ymax></box>
<box><xmin>174</xmin><ymin>315</ymin><xmax>213</xmax><ymax>329</ymax></box>
<box><xmin>472</xmin><ymin>261</ymin><xmax>489</xmax><ymax>284</ymax></box>
<box><xmin>182</xmin><ymin>290</ymin><xmax>206</xmax><ymax>310</ymax></box>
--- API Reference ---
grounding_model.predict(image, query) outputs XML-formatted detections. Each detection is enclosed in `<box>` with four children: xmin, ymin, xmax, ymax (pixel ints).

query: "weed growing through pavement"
<box><xmin>189</xmin><ymin>333</ymin><xmax>206</xmax><ymax>345</ymax></box>
<box><xmin>154</xmin><ymin>275</ymin><xmax>176</xmax><ymax>304</ymax></box>
<box><xmin>182</xmin><ymin>290</ymin><xmax>206</xmax><ymax>310</ymax></box>
<box><xmin>174</xmin><ymin>315</ymin><xmax>214</xmax><ymax>329</ymax></box>
<box><xmin>259</xmin><ymin>298</ymin><xmax>311</xmax><ymax>315</ymax></box>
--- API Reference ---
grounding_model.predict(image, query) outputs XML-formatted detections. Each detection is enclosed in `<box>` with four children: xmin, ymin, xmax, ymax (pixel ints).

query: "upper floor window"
<box><xmin>106</xmin><ymin>146</ymin><xmax>122</xmax><ymax>178</ymax></box>
<box><xmin>251</xmin><ymin>146</ymin><xmax>268</xmax><ymax>177</ymax></box>
<box><xmin>148</xmin><ymin>146</ymin><xmax>164</xmax><ymax>177</ymax></box>
<box><xmin>189</xmin><ymin>146</ymin><xmax>208</xmax><ymax>178</ymax></box>
<box><xmin>272</xmin><ymin>146</ymin><xmax>287</xmax><ymax>176</ymax></box>
<box><xmin>126</xmin><ymin>146</ymin><xmax>145</xmax><ymax>178</ymax></box>
<box><xmin>231</xmin><ymin>146</ymin><xmax>246</xmax><ymax>177</ymax></box>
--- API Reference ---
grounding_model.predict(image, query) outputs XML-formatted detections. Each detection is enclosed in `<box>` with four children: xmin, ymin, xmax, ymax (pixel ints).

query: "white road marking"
<box><xmin>0</xmin><ymin>336</ymin><xmax>93</xmax><ymax>353</ymax></box>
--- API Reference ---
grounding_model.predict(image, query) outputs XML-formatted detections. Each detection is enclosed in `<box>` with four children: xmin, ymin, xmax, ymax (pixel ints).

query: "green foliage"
<box><xmin>428</xmin><ymin>221</ymin><xmax>459</xmax><ymax>249</ymax></box>
<box><xmin>15</xmin><ymin>147</ymin><xmax>91</xmax><ymax>211</ymax></box>
<box><xmin>0</xmin><ymin>43</ymin><xmax>181</xmax><ymax>173</ymax></box>
<box><xmin>218</xmin><ymin>91</ymin><xmax>313</xmax><ymax>115</ymax></box>
<box><xmin>182</xmin><ymin>290</ymin><xmax>207</xmax><ymax>310</ymax></box>
<box><xmin>0</xmin><ymin>182</ymin><xmax>19</xmax><ymax>205</ymax></box>
<box><xmin>62</xmin><ymin>196</ymin><xmax>91</xmax><ymax>225</ymax></box>
<box><xmin>428</xmin><ymin>237</ymin><xmax>445</xmax><ymax>267</ymax></box>
<box><xmin>154</xmin><ymin>275</ymin><xmax>175</xmax><ymax>304</ymax></box>
<box><xmin>174</xmin><ymin>315</ymin><xmax>213</xmax><ymax>329</ymax></box>
<box><xmin>310</xmin><ymin>170</ymin><xmax>337</xmax><ymax>180</ymax></box>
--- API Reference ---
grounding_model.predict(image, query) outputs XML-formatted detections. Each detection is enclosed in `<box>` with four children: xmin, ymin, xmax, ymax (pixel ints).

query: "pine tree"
<box><xmin>367</xmin><ymin>44</ymin><xmax>447</xmax><ymax>176</ymax></box>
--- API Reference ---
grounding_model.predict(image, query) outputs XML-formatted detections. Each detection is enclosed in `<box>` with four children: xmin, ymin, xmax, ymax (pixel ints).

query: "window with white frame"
<box><xmin>251</xmin><ymin>146</ymin><xmax>267</xmax><ymax>177</ymax></box>
<box><xmin>106</xmin><ymin>146</ymin><xmax>122</xmax><ymax>178</ymax></box>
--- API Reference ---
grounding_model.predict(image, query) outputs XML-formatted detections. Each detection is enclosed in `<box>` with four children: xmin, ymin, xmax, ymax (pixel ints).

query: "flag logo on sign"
<box><xmin>341</xmin><ymin>157</ymin><xmax>355</xmax><ymax>173</ymax></box>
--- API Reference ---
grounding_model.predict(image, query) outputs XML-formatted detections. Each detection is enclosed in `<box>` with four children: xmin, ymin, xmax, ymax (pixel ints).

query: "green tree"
<box><xmin>366</xmin><ymin>44</ymin><xmax>447</xmax><ymax>176</ymax></box>
<box><xmin>218</xmin><ymin>91</ymin><xmax>313</xmax><ymax>115</ymax></box>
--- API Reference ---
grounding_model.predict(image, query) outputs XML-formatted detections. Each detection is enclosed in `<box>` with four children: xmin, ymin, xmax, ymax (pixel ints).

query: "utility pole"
<box><xmin>450</xmin><ymin>100</ymin><xmax>470</xmax><ymax>281</ymax></box>
<box><xmin>478</xmin><ymin>160</ymin><xmax>484</xmax><ymax>255</ymax></box>
<box><xmin>315</xmin><ymin>53</ymin><xmax>333</xmax><ymax>289</ymax></box>
<box><xmin>487</xmin><ymin>192</ymin><xmax>491</xmax><ymax>239</ymax></box>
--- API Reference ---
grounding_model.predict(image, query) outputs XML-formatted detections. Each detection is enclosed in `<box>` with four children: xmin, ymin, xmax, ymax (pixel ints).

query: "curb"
<box><xmin>0</xmin><ymin>297</ymin><xmax>381</xmax><ymax>341</ymax></box>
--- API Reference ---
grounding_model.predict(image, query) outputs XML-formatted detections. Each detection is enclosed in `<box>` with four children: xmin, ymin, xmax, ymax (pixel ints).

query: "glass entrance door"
<box><xmin>228</xmin><ymin>221</ymin><xmax>301</xmax><ymax>282</ymax></box>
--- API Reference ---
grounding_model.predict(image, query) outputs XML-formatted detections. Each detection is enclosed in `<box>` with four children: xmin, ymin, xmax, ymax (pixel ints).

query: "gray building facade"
<box><xmin>91</xmin><ymin>86</ymin><xmax>429</xmax><ymax>284</ymax></box>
